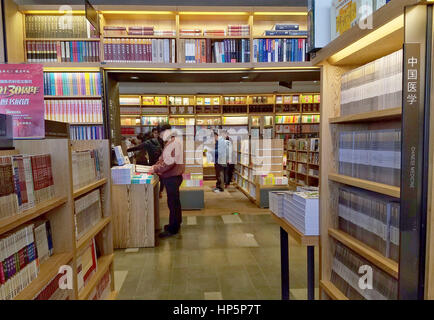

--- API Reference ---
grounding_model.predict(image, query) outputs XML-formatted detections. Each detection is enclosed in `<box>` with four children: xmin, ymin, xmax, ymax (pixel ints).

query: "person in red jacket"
<box><xmin>149</xmin><ymin>124</ymin><xmax>185</xmax><ymax>238</ymax></box>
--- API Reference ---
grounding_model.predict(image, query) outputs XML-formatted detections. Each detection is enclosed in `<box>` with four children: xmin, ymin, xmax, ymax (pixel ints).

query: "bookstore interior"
<box><xmin>2</xmin><ymin>0</ymin><xmax>434</xmax><ymax>303</ymax></box>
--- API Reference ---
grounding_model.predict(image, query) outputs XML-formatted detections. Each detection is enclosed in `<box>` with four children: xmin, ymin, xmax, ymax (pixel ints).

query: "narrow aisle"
<box><xmin>114</xmin><ymin>182</ymin><xmax>318</xmax><ymax>300</ymax></box>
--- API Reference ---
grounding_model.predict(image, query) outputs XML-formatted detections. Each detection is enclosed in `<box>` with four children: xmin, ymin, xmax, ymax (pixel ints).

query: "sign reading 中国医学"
<box><xmin>0</xmin><ymin>64</ymin><xmax>45</xmax><ymax>139</ymax></box>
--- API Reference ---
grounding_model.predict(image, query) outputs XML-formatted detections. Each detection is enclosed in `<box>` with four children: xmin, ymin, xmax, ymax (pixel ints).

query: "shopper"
<box><xmin>149</xmin><ymin>124</ymin><xmax>185</xmax><ymax>238</ymax></box>
<box><xmin>213</xmin><ymin>131</ymin><xmax>229</xmax><ymax>193</ymax></box>
<box><xmin>153</xmin><ymin>126</ymin><xmax>166</xmax><ymax>198</ymax></box>
<box><xmin>224</xmin><ymin>136</ymin><xmax>234</xmax><ymax>188</ymax></box>
<box><xmin>127</xmin><ymin>132</ymin><xmax>162</xmax><ymax>166</ymax></box>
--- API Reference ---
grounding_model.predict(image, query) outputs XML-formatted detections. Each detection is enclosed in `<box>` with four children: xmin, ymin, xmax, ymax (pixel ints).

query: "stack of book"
<box><xmin>76</xmin><ymin>238</ymin><xmax>98</xmax><ymax>292</ymax></box>
<box><xmin>283</xmin><ymin>190</ymin><xmax>319</xmax><ymax>235</ymax></box>
<box><xmin>154</xmin><ymin>30</ymin><xmax>176</xmax><ymax>37</ymax></box>
<box><xmin>34</xmin><ymin>271</ymin><xmax>72</xmax><ymax>300</ymax></box>
<box><xmin>74</xmin><ymin>190</ymin><xmax>102</xmax><ymax>240</ymax></box>
<box><xmin>128</xmin><ymin>26</ymin><xmax>153</xmax><ymax>36</ymax></box>
<box><xmin>33</xmin><ymin>219</ymin><xmax>53</xmax><ymax>264</ymax></box>
<box><xmin>180</xmin><ymin>29</ymin><xmax>202</xmax><ymax>36</ymax></box>
<box><xmin>103</xmin><ymin>26</ymin><xmax>127</xmax><ymax>37</ymax></box>
<box><xmin>338</xmin><ymin>186</ymin><xmax>400</xmax><ymax>262</ymax></box>
<box><xmin>263</xmin><ymin>24</ymin><xmax>308</xmax><ymax>37</ymax></box>
<box><xmin>331</xmin><ymin>242</ymin><xmax>397</xmax><ymax>300</ymax></box>
<box><xmin>228</xmin><ymin>25</ymin><xmax>250</xmax><ymax>36</ymax></box>
<box><xmin>70</xmin><ymin>126</ymin><xmax>105</xmax><ymax>141</ymax></box>
<box><xmin>26</xmin><ymin>40</ymin><xmax>100</xmax><ymax>63</ymax></box>
<box><xmin>103</xmin><ymin>38</ymin><xmax>176</xmax><ymax>63</ymax></box>
<box><xmin>0</xmin><ymin>224</ymin><xmax>47</xmax><ymax>300</ymax></box>
<box><xmin>338</xmin><ymin>128</ymin><xmax>401</xmax><ymax>187</ymax></box>
<box><xmin>0</xmin><ymin>154</ymin><xmax>55</xmax><ymax>219</ymax></box>
<box><xmin>89</xmin><ymin>270</ymin><xmax>111</xmax><ymax>300</ymax></box>
<box><xmin>43</xmin><ymin>72</ymin><xmax>101</xmax><ymax>97</ymax></box>
<box><xmin>44</xmin><ymin>99</ymin><xmax>103</xmax><ymax>124</ymax></box>
<box><xmin>111</xmin><ymin>164</ymin><xmax>134</xmax><ymax>185</ymax></box>
<box><xmin>340</xmin><ymin>50</ymin><xmax>402</xmax><ymax>116</ymax></box>
<box><xmin>71</xmin><ymin>149</ymin><xmax>102</xmax><ymax>191</ymax></box>
<box><xmin>204</xmin><ymin>29</ymin><xmax>226</xmax><ymax>37</ymax></box>
<box><xmin>269</xmin><ymin>191</ymin><xmax>293</xmax><ymax>218</ymax></box>
<box><xmin>253</xmin><ymin>38</ymin><xmax>306</xmax><ymax>62</ymax></box>
<box><xmin>25</xmin><ymin>15</ymin><xmax>98</xmax><ymax>38</ymax></box>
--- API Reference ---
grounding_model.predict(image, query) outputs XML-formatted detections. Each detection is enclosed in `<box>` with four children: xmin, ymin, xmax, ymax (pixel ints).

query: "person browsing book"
<box><xmin>149</xmin><ymin>124</ymin><xmax>185</xmax><ymax>238</ymax></box>
<box><xmin>127</xmin><ymin>132</ymin><xmax>162</xmax><ymax>166</ymax></box>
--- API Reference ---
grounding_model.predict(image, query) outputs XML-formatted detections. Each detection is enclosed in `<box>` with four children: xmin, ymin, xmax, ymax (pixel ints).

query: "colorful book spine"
<box><xmin>44</xmin><ymin>99</ymin><xmax>103</xmax><ymax>124</ymax></box>
<box><xmin>26</xmin><ymin>41</ymin><xmax>100</xmax><ymax>63</ymax></box>
<box><xmin>70</xmin><ymin>125</ymin><xmax>104</xmax><ymax>140</ymax></box>
<box><xmin>44</xmin><ymin>73</ymin><xmax>101</xmax><ymax>97</ymax></box>
<box><xmin>252</xmin><ymin>38</ymin><xmax>306</xmax><ymax>62</ymax></box>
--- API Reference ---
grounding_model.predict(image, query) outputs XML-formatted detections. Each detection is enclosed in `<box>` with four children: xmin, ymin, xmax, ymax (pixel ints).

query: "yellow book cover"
<box><xmin>84</xmin><ymin>73</ymin><xmax>91</xmax><ymax>96</ymax></box>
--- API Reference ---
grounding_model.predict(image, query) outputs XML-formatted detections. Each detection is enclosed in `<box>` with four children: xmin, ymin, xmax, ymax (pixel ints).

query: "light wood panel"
<box><xmin>112</xmin><ymin>181</ymin><xmax>158</xmax><ymax>248</ymax></box>
<box><xmin>329</xmin><ymin>107</ymin><xmax>402</xmax><ymax>124</ymax></box>
<box><xmin>4</xmin><ymin>0</ymin><xmax>24</xmax><ymax>62</ymax></box>
<box><xmin>319</xmin><ymin>280</ymin><xmax>349</xmax><ymax>300</ymax></box>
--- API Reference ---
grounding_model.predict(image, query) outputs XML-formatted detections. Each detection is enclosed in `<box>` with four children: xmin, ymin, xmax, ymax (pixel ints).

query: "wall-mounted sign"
<box><xmin>0</xmin><ymin>64</ymin><xmax>44</xmax><ymax>139</ymax></box>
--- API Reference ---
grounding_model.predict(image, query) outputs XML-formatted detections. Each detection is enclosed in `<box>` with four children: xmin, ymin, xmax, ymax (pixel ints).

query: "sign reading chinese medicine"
<box><xmin>0</xmin><ymin>64</ymin><xmax>44</xmax><ymax>139</ymax></box>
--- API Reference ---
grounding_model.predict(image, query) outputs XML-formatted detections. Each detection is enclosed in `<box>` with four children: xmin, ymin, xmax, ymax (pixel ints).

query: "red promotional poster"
<box><xmin>0</xmin><ymin>64</ymin><xmax>44</xmax><ymax>139</ymax></box>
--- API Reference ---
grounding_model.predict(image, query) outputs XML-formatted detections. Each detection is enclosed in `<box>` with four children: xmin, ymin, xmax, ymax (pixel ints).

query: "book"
<box><xmin>71</xmin><ymin>149</ymin><xmax>102</xmax><ymax>191</ymax></box>
<box><xmin>341</xmin><ymin>50</ymin><xmax>402</xmax><ymax>116</ymax></box>
<box><xmin>103</xmin><ymin>38</ymin><xmax>176</xmax><ymax>63</ymax></box>
<box><xmin>181</xmin><ymin>39</ymin><xmax>250</xmax><ymax>63</ymax></box>
<box><xmin>0</xmin><ymin>224</ymin><xmax>39</xmax><ymax>300</ymax></box>
<box><xmin>88</xmin><ymin>269</ymin><xmax>111</xmax><ymax>300</ymax></box>
<box><xmin>70</xmin><ymin>125</ymin><xmax>104</xmax><ymax>140</ymax></box>
<box><xmin>33</xmin><ymin>219</ymin><xmax>53</xmax><ymax>264</ymax></box>
<box><xmin>74</xmin><ymin>190</ymin><xmax>102</xmax><ymax>240</ymax></box>
<box><xmin>26</xmin><ymin>40</ymin><xmax>100</xmax><ymax>63</ymax></box>
<box><xmin>264</xmin><ymin>30</ymin><xmax>308</xmax><ymax>36</ymax></box>
<box><xmin>273</xmin><ymin>24</ymin><xmax>299</xmax><ymax>30</ymax></box>
<box><xmin>76</xmin><ymin>238</ymin><xmax>98</xmax><ymax>291</ymax></box>
<box><xmin>43</xmin><ymin>72</ymin><xmax>101</xmax><ymax>97</ymax></box>
<box><xmin>253</xmin><ymin>38</ymin><xmax>307</xmax><ymax>62</ymax></box>
<box><xmin>34</xmin><ymin>271</ymin><xmax>72</xmax><ymax>300</ymax></box>
<box><xmin>25</xmin><ymin>15</ymin><xmax>98</xmax><ymax>39</ymax></box>
<box><xmin>44</xmin><ymin>99</ymin><xmax>103</xmax><ymax>124</ymax></box>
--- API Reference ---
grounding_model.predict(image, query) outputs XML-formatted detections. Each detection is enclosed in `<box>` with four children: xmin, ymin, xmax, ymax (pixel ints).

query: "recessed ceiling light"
<box><xmin>241</xmin><ymin>76</ymin><xmax>249</xmax><ymax>80</ymax></box>
<box><xmin>131</xmin><ymin>76</ymin><xmax>139</xmax><ymax>80</ymax></box>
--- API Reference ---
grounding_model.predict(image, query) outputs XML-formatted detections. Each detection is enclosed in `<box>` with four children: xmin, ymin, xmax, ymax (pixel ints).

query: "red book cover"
<box><xmin>31</xmin><ymin>155</ymin><xmax>42</xmax><ymax>193</ymax></box>
<box><xmin>56</xmin><ymin>41</ymin><xmax>61</xmax><ymax>62</ymax></box>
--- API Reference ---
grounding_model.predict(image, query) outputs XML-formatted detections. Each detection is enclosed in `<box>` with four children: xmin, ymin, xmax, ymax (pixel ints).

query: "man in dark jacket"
<box><xmin>127</xmin><ymin>132</ymin><xmax>162</xmax><ymax>166</ymax></box>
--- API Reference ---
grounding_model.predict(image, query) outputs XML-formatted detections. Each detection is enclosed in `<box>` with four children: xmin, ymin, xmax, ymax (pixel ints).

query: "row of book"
<box><xmin>252</xmin><ymin>38</ymin><xmax>307</xmax><ymax>63</ymax></box>
<box><xmin>340</xmin><ymin>50</ymin><xmax>402</xmax><ymax>116</ymax></box>
<box><xmin>26</xmin><ymin>41</ymin><xmax>100</xmax><ymax>63</ymax></box>
<box><xmin>70</xmin><ymin>125</ymin><xmax>105</xmax><ymax>141</ymax></box>
<box><xmin>276</xmin><ymin>124</ymin><xmax>320</xmax><ymax>134</ymax></box>
<box><xmin>43</xmin><ymin>72</ymin><xmax>101</xmax><ymax>97</ymax></box>
<box><xmin>338</xmin><ymin>129</ymin><xmax>401</xmax><ymax>187</ymax></box>
<box><xmin>331</xmin><ymin>242</ymin><xmax>397</xmax><ymax>300</ymax></box>
<box><xmin>71</xmin><ymin>149</ymin><xmax>103</xmax><ymax>191</ymax></box>
<box><xmin>287</xmin><ymin>138</ymin><xmax>320</xmax><ymax>152</ymax></box>
<box><xmin>338</xmin><ymin>186</ymin><xmax>399</xmax><ymax>262</ymax></box>
<box><xmin>74</xmin><ymin>190</ymin><xmax>102</xmax><ymax>240</ymax></box>
<box><xmin>34</xmin><ymin>269</ymin><xmax>72</xmax><ymax>300</ymax></box>
<box><xmin>103</xmin><ymin>26</ymin><xmax>175</xmax><ymax>37</ymax></box>
<box><xmin>103</xmin><ymin>38</ymin><xmax>176</xmax><ymax>63</ymax></box>
<box><xmin>269</xmin><ymin>186</ymin><xmax>319</xmax><ymax>235</ymax></box>
<box><xmin>44</xmin><ymin>99</ymin><xmax>103</xmax><ymax>124</ymax></box>
<box><xmin>0</xmin><ymin>155</ymin><xmax>55</xmax><ymax>220</ymax></box>
<box><xmin>181</xmin><ymin>39</ymin><xmax>250</xmax><ymax>63</ymax></box>
<box><xmin>25</xmin><ymin>15</ymin><xmax>98</xmax><ymax>39</ymax></box>
<box><xmin>276</xmin><ymin>94</ymin><xmax>320</xmax><ymax>105</ymax></box>
<box><xmin>0</xmin><ymin>221</ymin><xmax>53</xmax><ymax>300</ymax></box>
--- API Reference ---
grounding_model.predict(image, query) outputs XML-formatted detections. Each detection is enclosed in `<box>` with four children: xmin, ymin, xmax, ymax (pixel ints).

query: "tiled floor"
<box><xmin>114</xmin><ymin>182</ymin><xmax>319</xmax><ymax>300</ymax></box>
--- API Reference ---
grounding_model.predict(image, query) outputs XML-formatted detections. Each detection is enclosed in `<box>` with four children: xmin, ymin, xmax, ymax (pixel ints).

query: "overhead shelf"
<box><xmin>329</xmin><ymin>228</ymin><xmax>399</xmax><ymax>279</ymax></box>
<box><xmin>311</xmin><ymin>0</ymin><xmax>419</xmax><ymax>66</ymax></box>
<box><xmin>328</xmin><ymin>173</ymin><xmax>400</xmax><ymax>198</ymax></box>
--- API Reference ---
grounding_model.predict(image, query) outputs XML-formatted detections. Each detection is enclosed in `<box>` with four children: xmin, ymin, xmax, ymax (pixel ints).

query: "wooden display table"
<box><xmin>112</xmin><ymin>178</ymin><xmax>160</xmax><ymax>248</ymax></box>
<box><xmin>271</xmin><ymin>212</ymin><xmax>319</xmax><ymax>300</ymax></box>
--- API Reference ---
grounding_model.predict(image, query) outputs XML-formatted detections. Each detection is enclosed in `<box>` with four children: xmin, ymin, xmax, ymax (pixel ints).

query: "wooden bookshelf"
<box><xmin>329</xmin><ymin>228</ymin><xmax>399</xmax><ymax>279</ymax></box>
<box><xmin>328</xmin><ymin>173</ymin><xmax>400</xmax><ymax>198</ymax></box>
<box><xmin>319</xmin><ymin>280</ymin><xmax>349</xmax><ymax>301</ymax></box>
<box><xmin>78</xmin><ymin>254</ymin><xmax>114</xmax><ymax>300</ymax></box>
<box><xmin>73</xmin><ymin>178</ymin><xmax>108</xmax><ymax>199</ymax></box>
<box><xmin>329</xmin><ymin>107</ymin><xmax>402</xmax><ymax>124</ymax></box>
<box><xmin>76</xmin><ymin>217</ymin><xmax>112</xmax><ymax>252</ymax></box>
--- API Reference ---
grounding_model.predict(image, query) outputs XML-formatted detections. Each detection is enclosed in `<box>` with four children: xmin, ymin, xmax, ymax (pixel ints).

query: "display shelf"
<box><xmin>328</xmin><ymin>173</ymin><xmax>400</xmax><ymax>198</ymax></box>
<box><xmin>44</xmin><ymin>95</ymin><xmax>102</xmax><ymax>99</ymax></box>
<box><xmin>69</xmin><ymin>122</ymin><xmax>104</xmax><ymax>126</ymax></box>
<box><xmin>76</xmin><ymin>217</ymin><xmax>111</xmax><ymax>252</ymax></box>
<box><xmin>0</xmin><ymin>196</ymin><xmax>67</xmax><ymax>235</ymax></box>
<box><xmin>328</xmin><ymin>228</ymin><xmax>399</xmax><ymax>279</ymax></box>
<box><xmin>319</xmin><ymin>280</ymin><xmax>349</xmax><ymax>301</ymax></box>
<box><xmin>13</xmin><ymin>252</ymin><xmax>74</xmax><ymax>300</ymax></box>
<box><xmin>73</xmin><ymin>178</ymin><xmax>108</xmax><ymax>199</ymax></box>
<box><xmin>25</xmin><ymin>38</ymin><xmax>99</xmax><ymax>41</ymax></box>
<box><xmin>104</xmin><ymin>35</ymin><xmax>176</xmax><ymax>39</ymax></box>
<box><xmin>235</xmin><ymin>184</ymin><xmax>256</xmax><ymax>203</ymax></box>
<box><xmin>271</xmin><ymin>212</ymin><xmax>318</xmax><ymax>246</ymax></box>
<box><xmin>311</xmin><ymin>0</ymin><xmax>418</xmax><ymax>66</ymax></box>
<box><xmin>329</xmin><ymin>107</ymin><xmax>402</xmax><ymax>124</ymax></box>
<box><xmin>78</xmin><ymin>254</ymin><xmax>114</xmax><ymax>300</ymax></box>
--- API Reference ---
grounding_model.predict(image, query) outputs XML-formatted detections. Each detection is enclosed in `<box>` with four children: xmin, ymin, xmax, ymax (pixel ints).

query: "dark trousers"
<box><xmin>215</xmin><ymin>164</ymin><xmax>225</xmax><ymax>191</ymax></box>
<box><xmin>225</xmin><ymin>164</ymin><xmax>235</xmax><ymax>185</ymax></box>
<box><xmin>161</xmin><ymin>175</ymin><xmax>183</xmax><ymax>234</ymax></box>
